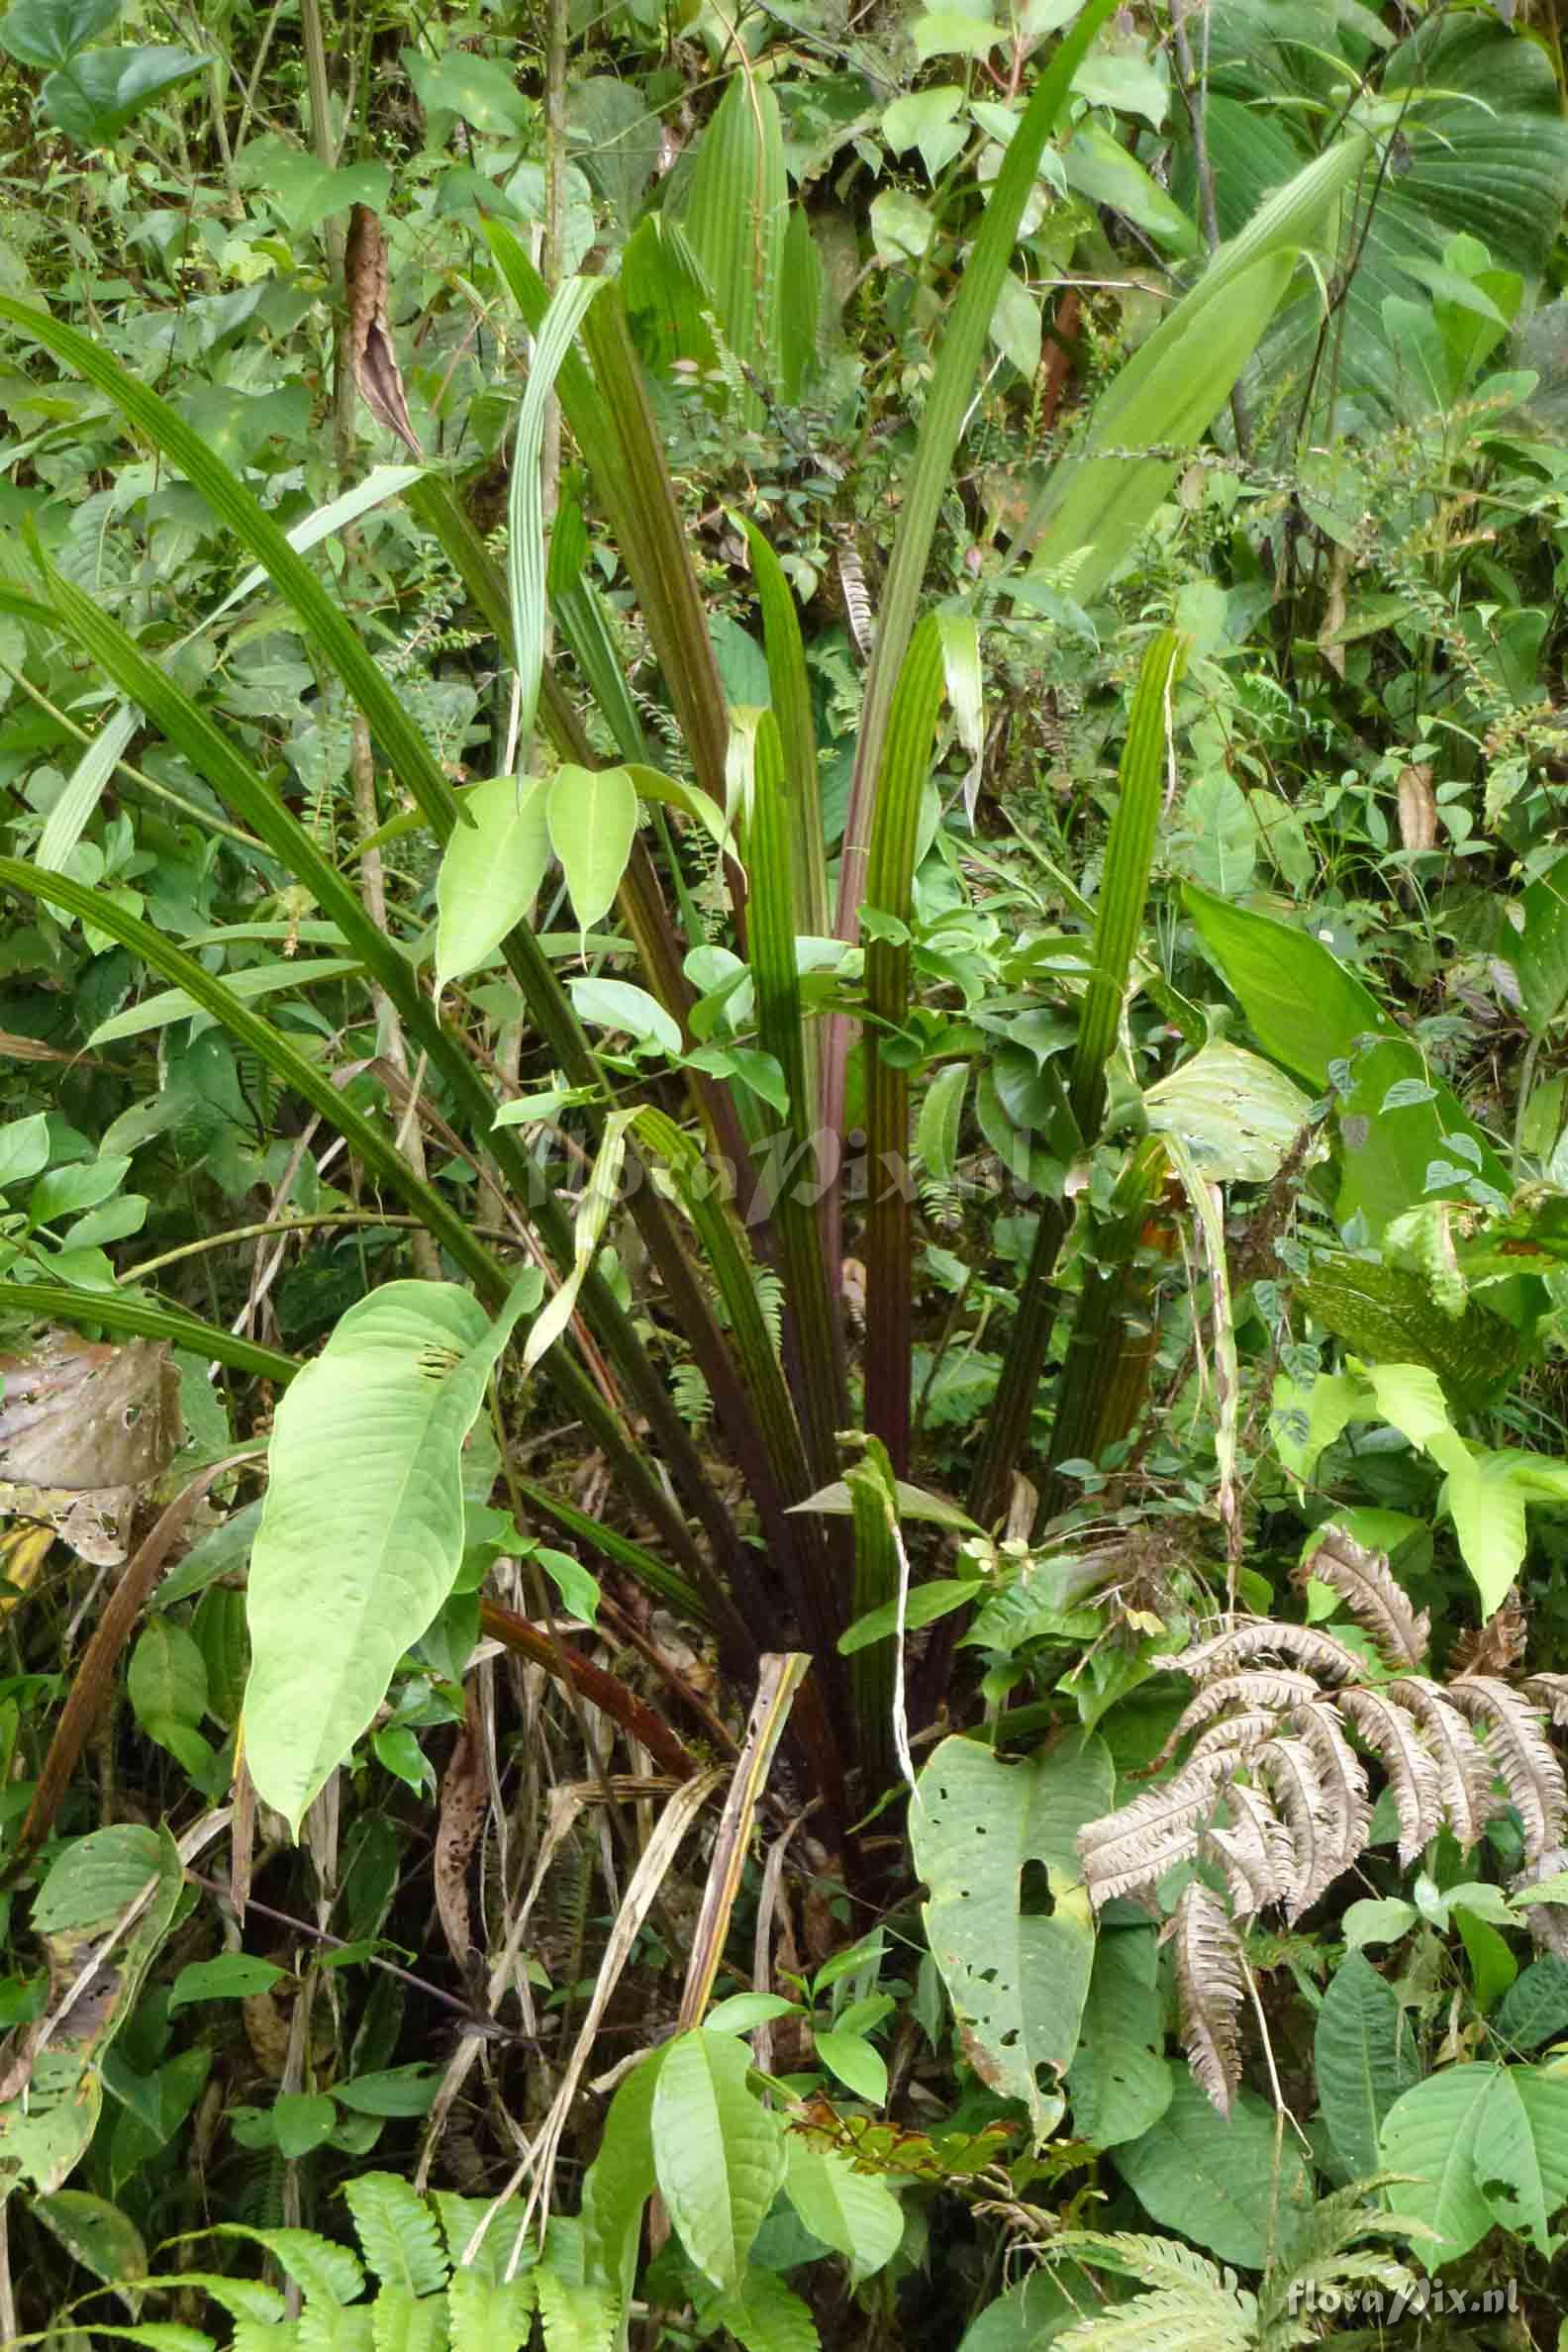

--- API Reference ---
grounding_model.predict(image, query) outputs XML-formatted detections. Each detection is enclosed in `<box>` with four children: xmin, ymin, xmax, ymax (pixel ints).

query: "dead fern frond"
<box><xmin>1448</xmin><ymin>1675</ymin><xmax>1564</xmax><ymax>1864</ymax></box>
<box><xmin>1163</xmin><ymin>1881</ymin><xmax>1247</xmax><ymax>2118</ymax></box>
<box><xmin>1149</xmin><ymin>1671</ymin><xmax>1321</xmax><ymax>1773</ymax></box>
<box><xmin>1078</xmin><ymin>1757</ymin><xmax>1231</xmax><ymax>1906</ymax></box>
<box><xmin>1204</xmin><ymin>1783</ymin><xmax>1297</xmax><ymax>1919</ymax></box>
<box><xmin>1296</xmin><ymin>1524</ymin><xmax>1428</xmax><ymax>1668</ymax></box>
<box><xmin>1388</xmin><ymin>1678</ymin><xmax>1495</xmax><ymax>1850</ymax></box>
<box><xmin>1161</xmin><ymin>1618</ymin><xmax>1366</xmax><ymax>1687</ymax></box>
<box><xmin>1338</xmin><ymin>1686</ymin><xmax>1443</xmax><ymax>1866</ymax></box>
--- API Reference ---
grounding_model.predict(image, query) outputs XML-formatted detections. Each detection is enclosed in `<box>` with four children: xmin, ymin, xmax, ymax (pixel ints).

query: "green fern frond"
<box><xmin>673</xmin><ymin>1356</ymin><xmax>714</xmax><ymax>1428</ymax></box>
<box><xmin>448</xmin><ymin>2269</ymin><xmax>538</xmax><ymax>2352</ymax></box>
<box><xmin>343</xmin><ymin>2172</ymin><xmax>448</xmax><ymax>2299</ymax></box>
<box><xmin>1057</xmin><ymin>2287</ymin><xmax>1255</xmax><ymax>2352</ymax></box>
<box><xmin>752</xmin><ymin>1267</ymin><xmax>785</xmax><ymax>1350</ymax></box>
<box><xmin>432</xmin><ymin>2192</ymin><xmax>537</xmax><ymax>2286</ymax></box>
<box><xmin>1046</xmin><ymin>2230</ymin><xmax>1235</xmax><ymax>2299</ymax></box>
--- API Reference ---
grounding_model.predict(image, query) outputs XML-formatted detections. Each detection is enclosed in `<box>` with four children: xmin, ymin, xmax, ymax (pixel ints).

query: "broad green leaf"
<box><xmin>33</xmin><ymin>1824</ymin><xmax>164</xmax><ymax>1932</ymax></box>
<box><xmin>813</xmin><ymin>2029</ymin><xmax>888</xmax><ymax>2106</ymax></box>
<box><xmin>30</xmin><ymin>2191</ymin><xmax>146</xmax><ymax>2287</ymax></box>
<box><xmin>1314</xmin><ymin>1953</ymin><xmax>1418</xmax><ymax>2181</ymax></box>
<box><xmin>547</xmin><ymin>764</ymin><xmax>639</xmax><ymax>934</ymax></box>
<box><xmin>1343</xmin><ymin>1898</ymin><xmax>1420</xmax><ymax>1950</ymax></box>
<box><xmin>911</xmin><ymin>1730</ymin><xmax>1113</xmax><ymax>2142</ymax></box>
<box><xmin>1302</xmin><ymin>1255</ymin><xmax>1519</xmax><ymax>1410</ymax></box>
<box><xmin>881</xmin><ymin>84</ymin><xmax>966</xmax><ymax>179</ymax></box>
<box><xmin>244</xmin><ymin>1274</ymin><xmax>540</xmax><ymax>1834</ymax></box>
<box><xmin>168</xmin><ymin>1954</ymin><xmax>287</xmax><ymax>2012</ymax></box>
<box><xmin>1064</xmin><ymin>1927</ymin><xmax>1172</xmax><ymax>2149</ymax></box>
<box><xmin>955</xmin><ymin>2270</ymin><xmax>1106</xmax><ymax>2352</ymax></box>
<box><xmin>1502</xmin><ymin>870</ymin><xmax>1568</xmax><ymax>1037</ymax></box>
<box><xmin>650</xmin><ymin>2027</ymin><xmax>785</xmax><ymax>2294</ymax></box>
<box><xmin>42</xmin><ymin>45</ymin><xmax>208</xmax><ymax>144</ymax></box>
<box><xmin>435</xmin><ymin>776</ymin><xmax>551</xmax><ymax>994</ymax></box>
<box><xmin>1114</xmin><ymin>2074</ymin><xmax>1312</xmax><ymax>2269</ymax></box>
<box><xmin>1496</xmin><ymin>1959</ymin><xmax>1568</xmax><ymax>2055</ymax></box>
<box><xmin>127</xmin><ymin>1620</ymin><xmax>207</xmax><ymax>1736</ymax></box>
<box><xmin>568</xmin><ymin>976</ymin><xmax>681</xmax><ymax>1055</ymax></box>
<box><xmin>0</xmin><ymin>0</ymin><xmax>120</xmax><ymax>69</ymax></box>
<box><xmin>271</xmin><ymin>2091</ymin><xmax>336</xmax><ymax>2159</ymax></box>
<box><xmin>403</xmin><ymin>46</ymin><xmax>534</xmax><ymax>135</ymax></box>
<box><xmin>1144</xmin><ymin>1041</ymin><xmax>1311</xmax><ymax>1183</ymax></box>
<box><xmin>1378</xmin><ymin>2063</ymin><xmax>1560</xmax><ymax>2265</ymax></box>
<box><xmin>0</xmin><ymin>1111</ymin><xmax>49</xmax><ymax>1188</ymax></box>
<box><xmin>704</xmin><ymin>2270</ymin><xmax>820</xmax><ymax>2352</ymax></box>
<box><xmin>582</xmin><ymin>2045</ymin><xmax>667</xmax><ymax>2307</ymax></box>
<box><xmin>783</xmin><ymin>2139</ymin><xmax>903</xmax><ymax>2284</ymax></box>
<box><xmin>1062</xmin><ymin>120</ymin><xmax>1202</xmax><ymax>254</ymax></box>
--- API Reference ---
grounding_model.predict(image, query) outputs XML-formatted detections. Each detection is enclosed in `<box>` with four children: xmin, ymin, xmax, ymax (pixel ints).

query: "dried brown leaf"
<box><xmin>1389</xmin><ymin>1678</ymin><xmax>1494</xmax><ymax>1851</ymax></box>
<box><xmin>345</xmin><ymin>204</ymin><xmax>423</xmax><ymax>460</ymax></box>
<box><xmin>1447</xmin><ymin>1675</ymin><xmax>1565</xmax><ymax>1867</ymax></box>
<box><xmin>1340</xmin><ymin>1686</ymin><xmax>1443</xmax><ymax>1866</ymax></box>
<box><xmin>1163</xmin><ymin>1880</ymin><xmax>1245</xmax><ymax>2117</ymax></box>
<box><xmin>435</xmin><ymin>1682</ymin><xmax>489</xmax><ymax>1969</ymax></box>
<box><xmin>1160</xmin><ymin>1617</ymin><xmax>1366</xmax><ymax>1687</ymax></box>
<box><xmin>1300</xmin><ymin>1524</ymin><xmax>1429</xmax><ymax>1670</ymax></box>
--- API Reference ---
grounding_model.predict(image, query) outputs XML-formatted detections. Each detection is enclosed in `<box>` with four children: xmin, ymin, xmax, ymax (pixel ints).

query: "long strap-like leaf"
<box><xmin>862</xmin><ymin>617</ymin><xmax>946</xmax><ymax>1475</ymax></box>
<box><xmin>968</xmin><ymin>629</ymin><xmax>1186</xmax><ymax>1527</ymax></box>
<box><xmin>0</xmin><ymin>298</ymin><xmax>464</xmax><ymax>840</ymax></box>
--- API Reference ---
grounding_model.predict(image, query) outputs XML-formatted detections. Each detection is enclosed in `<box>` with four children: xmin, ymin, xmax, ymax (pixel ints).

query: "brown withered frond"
<box><xmin>1204</xmin><ymin>1782</ymin><xmax>1298</xmax><ymax>1918</ymax></box>
<box><xmin>1163</xmin><ymin>1880</ymin><xmax>1246</xmax><ymax>2117</ymax></box>
<box><xmin>1448</xmin><ymin>1676</ymin><xmax>1565</xmax><ymax>1866</ymax></box>
<box><xmin>1297</xmin><ymin>1524</ymin><xmax>1429</xmax><ymax>1669</ymax></box>
<box><xmin>1148</xmin><ymin>1670</ymin><xmax>1321</xmax><ymax>1774</ymax></box>
<box><xmin>1338</xmin><ymin>1687</ymin><xmax>1443</xmax><ymax>1867</ymax></box>
<box><xmin>1077</xmin><ymin>1757</ymin><xmax>1232</xmax><ymax>1907</ymax></box>
<box><xmin>1079</xmin><ymin>1602</ymin><xmax>1568</xmax><ymax>2110</ymax></box>
<box><xmin>1388</xmin><ymin>1677</ymin><xmax>1495</xmax><ymax>1851</ymax></box>
<box><xmin>1161</xmin><ymin>1617</ymin><xmax>1367</xmax><ymax>1687</ymax></box>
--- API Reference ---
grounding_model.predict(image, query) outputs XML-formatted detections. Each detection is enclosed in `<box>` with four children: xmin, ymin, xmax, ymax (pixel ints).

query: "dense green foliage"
<box><xmin>6</xmin><ymin>0</ymin><xmax>1568</xmax><ymax>2344</ymax></box>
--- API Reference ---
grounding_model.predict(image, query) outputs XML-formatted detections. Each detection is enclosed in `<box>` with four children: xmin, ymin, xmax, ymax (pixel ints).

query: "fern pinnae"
<box><xmin>1253</xmin><ymin>1737</ymin><xmax>1335</xmax><ymax>1917</ymax></box>
<box><xmin>1387</xmin><ymin>1677</ymin><xmax>1494</xmax><ymax>1849</ymax></box>
<box><xmin>1079</xmin><ymin>1754</ymin><xmax>1233</xmax><ymax>1905</ymax></box>
<box><xmin>1204</xmin><ymin>1782</ymin><xmax>1297</xmax><ymax>1918</ymax></box>
<box><xmin>1296</xmin><ymin>1523</ymin><xmax>1429</xmax><ymax>1669</ymax></box>
<box><xmin>1186</xmin><ymin>1711</ymin><xmax>1285</xmax><ymax>1768</ymax></box>
<box><xmin>1446</xmin><ymin>1673</ymin><xmax>1566</xmax><ymax>1863</ymax></box>
<box><xmin>1162</xmin><ymin>1618</ymin><xmax>1366</xmax><ymax>1687</ymax></box>
<box><xmin>1164</xmin><ymin>1879</ymin><xmax>1247</xmax><ymax>2116</ymax></box>
<box><xmin>1337</xmin><ymin>1686</ymin><xmax>1443</xmax><ymax>1865</ymax></box>
<box><xmin>1058</xmin><ymin>2288</ymin><xmax>1254</xmax><ymax>2352</ymax></box>
<box><xmin>1288</xmin><ymin>1699</ymin><xmax>1371</xmax><ymax>1873</ymax></box>
<box><xmin>1148</xmin><ymin>1670</ymin><xmax>1321</xmax><ymax>1773</ymax></box>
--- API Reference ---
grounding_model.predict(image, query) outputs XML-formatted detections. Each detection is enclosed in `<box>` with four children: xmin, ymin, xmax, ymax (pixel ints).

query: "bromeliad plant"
<box><xmin>0</xmin><ymin>2</ymin><xmax>1383</xmax><ymax>1850</ymax></box>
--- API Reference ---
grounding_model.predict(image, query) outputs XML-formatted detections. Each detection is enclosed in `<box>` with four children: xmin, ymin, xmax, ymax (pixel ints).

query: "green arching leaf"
<box><xmin>834</xmin><ymin>0</ymin><xmax>1116</xmax><ymax>928</ymax></box>
<box><xmin>650</xmin><ymin>2028</ymin><xmax>786</xmax><ymax>2295</ymax></box>
<box><xmin>1070</xmin><ymin>631</ymin><xmax>1187</xmax><ymax>1136</ymax></box>
<box><xmin>863</xmin><ymin>616</ymin><xmax>947</xmax><ymax>1471</ymax></box>
<box><xmin>506</xmin><ymin>275</ymin><xmax>604</xmax><ymax>757</ymax></box>
<box><xmin>911</xmin><ymin>1730</ymin><xmax>1114</xmax><ymax>2144</ymax></box>
<box><xmin>1314</xmin><ymin>1953</ymin><xmax>1419</xmax><ymax>2182</ymax></box>
<box><xmin>547</xmin><ymin>765</ymin><xmax>640</xmax><ymax>935</ymax></box>
<box><xmin>435</xmin><ymin>776</ymin><xmax>552</xmax><ymax>995</ymax></box>
<box><xmin>674</xmin><ymin>72</ymin><xmax>788</xmax><ymax>428</ymax></box>
<box><xmin>1301</xmin><ymin>1255</ymin><xmax>1519</xmax><ymax>1411</ymax></box>
<box><xmin>743</xmin><ymin>520</ymin><xmax>827</xmax><ymax>941</ymax></box>
<box><xmin>1114</xmin><ymin>2074</ymin><xmax>1313</xmax><ymax>2270</ymax></box>
<box><xmin>0</xmin><ymin>299</ymin><xmax>464</xmax><ymax>838</ymax></box>
<box><xmin>0</xmin><ymin>1282</ymin><xmax>298</xmax><ymax>1388</ymax></box>
<box><xmin>244</xmin><ymin>1274</ymin><xmax>540</xmax><ymax>1834</ymax></box>
<box><xmin>1025</xmin><ymin>133</ymin><xmax>1372</xmax><ymax>600</ymax></box>
<box><xmin>88</xmin><ymin>956</ymin><xmax>362</xmax><ymax>1045</ymax></box>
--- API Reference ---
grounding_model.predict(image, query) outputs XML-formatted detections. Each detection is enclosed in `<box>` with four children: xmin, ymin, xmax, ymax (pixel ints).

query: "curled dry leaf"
<box><xmin>435</xmin><ymin>1682</ymin><xmax>490</xmax><ymax>1970</ymax></box>
<box><xmin>345</xmin><ymin>204</ymin><xmax>423</xmax><ymax>461</ymax></box>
